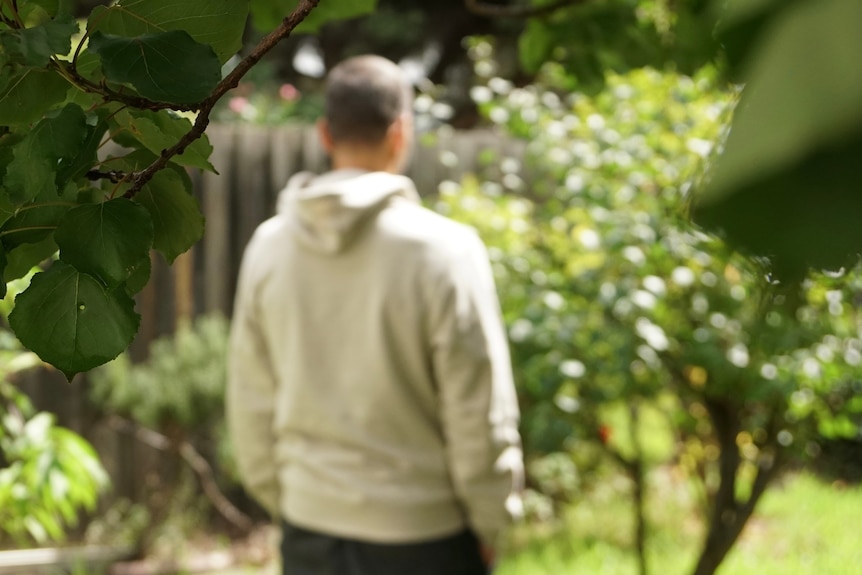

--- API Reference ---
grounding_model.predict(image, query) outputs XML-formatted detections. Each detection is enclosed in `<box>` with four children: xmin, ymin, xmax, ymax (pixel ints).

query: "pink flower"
<box><xmin>229</xmin><ymin>96</ymin><xmax>249</xmax><ymax>114</ymax></box>
<box><xmin>279</xmin><ymin>83</ymin><xmax>300</xmax><ymax>102</ymax></box>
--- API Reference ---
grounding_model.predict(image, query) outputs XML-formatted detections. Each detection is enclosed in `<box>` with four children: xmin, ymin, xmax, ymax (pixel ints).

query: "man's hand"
<box><xmin>480</xmin><ymin>544</ymin><xmax>496</xmax><ymax>568</ymax></box>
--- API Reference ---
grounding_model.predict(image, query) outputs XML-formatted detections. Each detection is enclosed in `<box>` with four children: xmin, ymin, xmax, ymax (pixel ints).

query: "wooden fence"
<box><xmin>15</xmin><ymin>123</ymin><xmax>525</xmax><ymax>512</ymax></box>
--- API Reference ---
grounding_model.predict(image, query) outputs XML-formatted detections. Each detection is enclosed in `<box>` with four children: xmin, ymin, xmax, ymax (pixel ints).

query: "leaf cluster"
<box><xmin>0</xmin><ymin>380</ymin><xmax>108</xmax><ymax>544</ymax></box>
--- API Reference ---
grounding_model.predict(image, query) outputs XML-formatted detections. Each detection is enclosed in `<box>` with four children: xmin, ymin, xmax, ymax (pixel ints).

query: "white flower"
<box><xmin>566</xmin><ymin>173</ymin><xmax>585</xmax><ymax>193</ymax></box>
<box><xmin>559</xmin><ymin>359</ymin><xmax>586</xmax><ymax>379</ymax></box>
<box><xmin>643</xmin><ymin>276</ymin><xmax>666</xmax><ymax>296</ymax></box>
<box><xmin>578</xmin><ymin>229</ymin><xmax>601</xmax><ymax>250</ymax></box>
<box><xmin>509</xmin><ymin>319</ymin><xmax>533</xmax><ymax>342</ymax></box>
<box><xmin>802</xmin><ymin>357</ymin><xmax>821</xmax><ymax>379</ymax></box>
<box><xmin>631</xmin><ymin>290</ymin><xmax>657</xmax><ymax>310</ymax></box>
<box><xmin>686</xmin><ymin>138</ymin><xmax>713</xmax><ymax>158</ymax></box>
<box><xmin>671</xmin><ymin>267</ymin><xmax>695</xmax><ymax>287</ymax></box>
<box><xmin>555</xmin><ymin>395</ymin><xmax>581</xmax><ymax>413</ymax></box>
<box><xmin>623</xmin><ymin>246</ymin><xmax>646</xmax><ymax>266</ymax></box>
<box><xmin>760</xmin><ymin>363</ymin><xmax>778</xmax><ymax>380</ymax></box>
<box><xmin>544</xmin><ymin>291</ymin><xmax>565</xmax><ymax>311</ymax></box>
<box><xmin>587</xmin><ymin>114</ymin><xmax>605</xmax><ymax>130</ymax></box>
<box><xmin>727</xmin><ymin>344</ymin><xmax>750</xmax><ymax>368</ymax></box>
<box><xmin>635</xmin><ymin>318</ymin><xmax>669</xmax><ymax>351</ymax></box>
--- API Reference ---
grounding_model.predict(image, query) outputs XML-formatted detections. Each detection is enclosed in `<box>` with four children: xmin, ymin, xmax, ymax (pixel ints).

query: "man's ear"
<box><xmin>317</xmin><ymin>118</ymin><xmax>335</xmax><ymax>154</ymax></box>
<box><xmin>386</xmin><ymin>115</ymin><xmax>407</xmax><ymax>156</ymax></box>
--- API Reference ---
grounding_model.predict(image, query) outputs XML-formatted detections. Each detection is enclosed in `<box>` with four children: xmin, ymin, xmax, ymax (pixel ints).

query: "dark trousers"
<box><xmin>281</xmin><ymin>521</ymin><xmax>489</xmax><ymax>575</ymax></box>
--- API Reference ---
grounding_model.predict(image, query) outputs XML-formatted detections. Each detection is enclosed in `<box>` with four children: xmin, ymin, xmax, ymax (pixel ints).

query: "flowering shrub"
<box><xmin>434</xmin><ymin>45</ymin><xmax>862</xmax><ymax>572</ymax></box>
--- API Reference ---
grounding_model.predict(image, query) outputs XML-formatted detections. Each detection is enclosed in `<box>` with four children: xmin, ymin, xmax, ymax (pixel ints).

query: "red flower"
<box><xmin>598</xmin><ymin>424</ymin><xmax>612</xmax><ymax>445</ymax></box>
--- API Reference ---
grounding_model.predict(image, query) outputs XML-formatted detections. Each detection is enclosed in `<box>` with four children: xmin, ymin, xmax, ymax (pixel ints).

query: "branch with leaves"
<box><xmin>0</xmin><ymin>0</ymin><xmax>382</xmax><ymax>378</ymax></box>
<box><xmin>125</xmin><ymin>0</ymin><xmax>321</xmax><ymax>198</ymax></box>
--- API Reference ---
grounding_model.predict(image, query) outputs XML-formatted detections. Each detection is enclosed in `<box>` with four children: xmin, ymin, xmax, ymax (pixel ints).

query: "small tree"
<box><xmin>438</xmin><ymin>53</ymin><xmax>862</xmax><ymax>575</ymax></box>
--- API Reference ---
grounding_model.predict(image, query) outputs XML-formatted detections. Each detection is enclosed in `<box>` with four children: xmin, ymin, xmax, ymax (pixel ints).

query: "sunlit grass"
<box><xmin>496</xmin><ymin>472</ymin><xmax>862</xmax><ymax>575</ymax></box>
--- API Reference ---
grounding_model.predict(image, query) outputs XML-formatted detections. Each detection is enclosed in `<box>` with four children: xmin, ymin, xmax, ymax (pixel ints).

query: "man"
<box><xmin>227</xmin><ymin>55</ymin><xmax>523</xmax><ymax>575</ymax></box>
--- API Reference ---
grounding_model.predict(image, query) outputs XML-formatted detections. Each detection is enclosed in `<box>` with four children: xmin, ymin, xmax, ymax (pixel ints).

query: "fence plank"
<box><xmin>201</xmin><ymin>125</ymin><xmax>235</xmax><ymax>316</ymax></box>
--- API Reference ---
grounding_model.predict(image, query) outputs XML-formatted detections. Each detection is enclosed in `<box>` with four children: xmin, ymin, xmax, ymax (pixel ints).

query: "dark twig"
<box><xmin>86</xmin><ymin>169</ymin><xmax>128</xmax><ymax>184</ymax></box>
<box><xmin>465</xmin><ymin>0</ymin><xmax>585</xmax><ymax>18</ymax></box>
<box><xmin>124</xmin><ymin>0</ymin><xmax>320</xmax><ymax>198</ymax></box>
<box><xmin>108</xmin><ymin>415</ymin><xmax>255</xmax><ymax>533</ymax></box>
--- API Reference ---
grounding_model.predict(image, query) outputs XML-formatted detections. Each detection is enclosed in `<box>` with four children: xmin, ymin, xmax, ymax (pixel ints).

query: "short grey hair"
<box><xmin>324</xmin><ymin>55</ymin><xmax>413</xmax><ymax>145</ymax></box>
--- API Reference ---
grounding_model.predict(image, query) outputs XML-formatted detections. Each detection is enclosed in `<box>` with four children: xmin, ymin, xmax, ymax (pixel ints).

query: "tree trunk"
<box><xmin>692</xmin><ymin>400</ymin><xmax>780</xmax><ymax>575</ymax></box>
<box><xmin>629</xmin><ymin>403</ymin><xmax>648</xmax><ymax>575</ymax></box>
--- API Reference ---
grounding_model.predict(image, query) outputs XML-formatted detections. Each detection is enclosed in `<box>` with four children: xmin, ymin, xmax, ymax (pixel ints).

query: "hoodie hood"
<box><xmin>277</xmin><ymin>169</ymin><xmax>421</xmax><ymax>254</ymax></box>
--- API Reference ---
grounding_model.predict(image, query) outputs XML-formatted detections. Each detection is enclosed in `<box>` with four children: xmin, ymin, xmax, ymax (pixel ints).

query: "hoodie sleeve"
<box><xmin>226</xmin><ymin>240</ymin><xmax>281</xmax><ymax>516</ymax></box>
<box><xmin>429</xmin><ymin>229</ymin><xmax>524</xmax><ymax>546</ymax></box>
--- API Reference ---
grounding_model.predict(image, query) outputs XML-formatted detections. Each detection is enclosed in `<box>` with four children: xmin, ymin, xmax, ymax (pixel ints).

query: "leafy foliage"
<box><xmin>436</xmin><ymin>47</ymin><xmax>862</xmax><ymax>573</ymax></box>
<box><xmin>0</xmin><ymin>0</ymin><xmax>376</xmax><ymax>377</ymax></box>
<box><xmin>91</xmin><ymin>315</ymin><xmax>229</xmax><ymax>431</ymax></box>
<box><xmin>0</xmin><ymin>276</ymin><xmax>108</xmax><ymax>545</ymax></box>
<box><xmin>516</xmin><ymin>0</ymin><xmax>719</xmax><ymax>93</ymax></box>
<box><xmin>0</xmin><ymin>382</ymin><xmax>109</xmax><ymax>544</ymax></box>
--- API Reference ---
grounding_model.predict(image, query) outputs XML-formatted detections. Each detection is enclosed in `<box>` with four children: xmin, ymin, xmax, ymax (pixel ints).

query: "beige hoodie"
<box><xmin>227</xmin><ymin>169</ymin><xmax>523</xmax><ymax>545</ymax></box>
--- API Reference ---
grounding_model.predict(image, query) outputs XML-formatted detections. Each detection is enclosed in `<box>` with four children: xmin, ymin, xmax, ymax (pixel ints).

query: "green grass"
<box><xmin>496</xmin><ymin>472</ymin><xmax>862</xmax><ymax>575</ymax></box>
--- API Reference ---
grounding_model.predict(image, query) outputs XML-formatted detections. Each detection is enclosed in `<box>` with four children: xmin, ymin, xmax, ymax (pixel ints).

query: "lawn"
<box><xmin>496</xmin><ymin>472</ymin><xmax>862</xmax><ymax>575</ymax></box>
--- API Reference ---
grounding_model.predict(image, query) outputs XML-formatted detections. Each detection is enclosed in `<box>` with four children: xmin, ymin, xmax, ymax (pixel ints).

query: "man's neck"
<box><xmin>330</xmin><ymin>147</ymin><xmax>398</xmax><ymax>174</ymax></box>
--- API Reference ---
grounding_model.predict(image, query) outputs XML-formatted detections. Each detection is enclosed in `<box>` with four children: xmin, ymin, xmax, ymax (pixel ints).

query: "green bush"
<box><xmin>90</xmin><ymin>313</ymin><xmax>238</xmax><ymax>484</ymax></box>
<box><xmin>434</xmin><ymin>43</ymin><xmax>862</xmax><ymax>573</ymax></box>
<box><xmin>91</xmin><ymin>314</ymin><xmax>229</xmax><ymax>432</ymax></box>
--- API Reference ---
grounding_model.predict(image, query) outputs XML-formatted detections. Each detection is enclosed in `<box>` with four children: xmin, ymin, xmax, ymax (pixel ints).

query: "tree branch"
<box><xmin>124</xmin><ymin>0</ymin><xmax>320</xmax><ymax>198</ymax></box>
<box><xmin>59</xmin><ymin>61</ymin><xmax>200</xmax><ymax>113</ymax></box>
<box><xmin>108</xmin><ymin>415</ymin><xmax>254</xmax><ymax>534</ymax></box>
<box><xmin>465</xmin><ymin>0</ymin><xmax>585</xmax><ymax>18</ymax></box>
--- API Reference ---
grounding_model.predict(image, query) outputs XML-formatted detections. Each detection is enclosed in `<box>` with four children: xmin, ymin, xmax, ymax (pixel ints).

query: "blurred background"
<box><xmin>2</xmin><ymin>1</ymin><xmax>860</xmax><ymax>574</ymax></box>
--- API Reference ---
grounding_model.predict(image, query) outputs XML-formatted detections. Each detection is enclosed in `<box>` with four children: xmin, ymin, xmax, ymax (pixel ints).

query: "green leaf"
<box><xmin>0</xmin><ymin>68</ymin><xmax>69</xmax><ymax>125</ymax></box>
<box><xmin>250</xmin><ymin>0</ymin><xmax>377</xmax><ymax>33</ymax></box>
<box><xmin>89</xmin><ymin>30</ymin><xmax>221</xmax><ymax>105</ymax></box>
<box><xmin>124</xmin><ymin>252</ymin><xmax>151</xmax><ymax>296</ymax></box>
<box><xmin>56</xmin><ymin>118</ymin><xmax>107</xmax><ymax>186</ymax></box>
<box><xmin>72</xmin><ymin>50</ymin><xmax>103</xmax><ymax>82</ymax></box>
<box><xmin>0</xmin><ymin>12</ymin><xmax>78</xmax><ymax>67</ymax></box>
<box><xmin>0</xmin><ymin>201</ymin><xmax>68</xmax><ymax>248</ymax></box>
<box><xmin>4</xmin><ymin>104</ymin><xmax>91</xmax><ymax>204</ymax></box>
<box><xmin>88</xmin><ymin>0</ymin><xmax>250</xmax><ymax>64</ymax></box>
<box><xmin>717</xmin><ymin>0</ymin><xmax>796</xmax><ymax>73</ymax></box>
<box><xmin>111</xmin><ymin>108</ymin><xmax>215</xmax><ymax>172</ymax></box>
<box><xmin>694</xmin><ymin>0</ymin><xmax>862</xmax><ymax>274</ymax></box>
<box><xmin>2</xmin><ymin>236</ymin><xmax>57</xmax><ymax>283</ymax></box>
<box><xmin>55</xmin><ymin>199</ymin><xmax>154</xmax><ymax>287</ymax></box>
<box><xmin>132</xmin><ymin>169</ymin><xmax>204</xmax><ymax>264</ymax></box>
<box><xmin>519</xmin><ymin>19</ymin><xmax>555</xmax><ymax>74</ymax></box>
<box><xmin>18</xmin><ymin>0</ymin><xmax>60</xmax><ymax>21</ymax></box>
<box><xmin>0</xmin><ymin>246</ymin><xmax>6</xmax><ymax>299</ymax></box>
<box><xmin>8</xmin><ymin>261</ymin><xmax>140</xmax><ymax>379</ymax></box>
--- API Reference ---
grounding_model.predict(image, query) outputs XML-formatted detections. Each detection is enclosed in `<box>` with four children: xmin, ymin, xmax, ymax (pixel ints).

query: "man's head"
<box><xmin>319</xmin><ymin>55</ymin><xmax>414</xmax><ymax>173</ymax></box>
